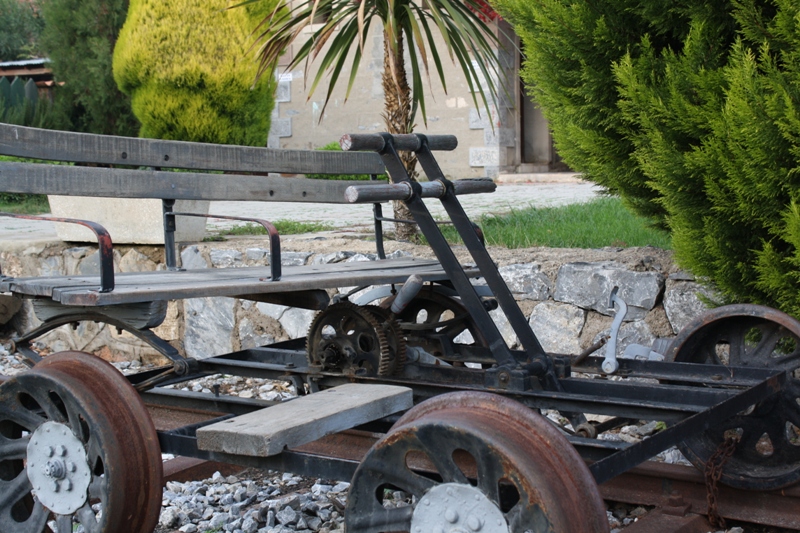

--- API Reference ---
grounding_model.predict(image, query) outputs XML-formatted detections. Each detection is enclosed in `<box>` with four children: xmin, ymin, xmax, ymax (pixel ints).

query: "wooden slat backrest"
<box><xmin>0</xmin><ymin>123</ymin><xmax>384</xmax><ymax>174</ymax></box>
<box><xmin>0</xmin><ymin>123</ymin><xmax>387</xmax><ymax>203</ymax></box>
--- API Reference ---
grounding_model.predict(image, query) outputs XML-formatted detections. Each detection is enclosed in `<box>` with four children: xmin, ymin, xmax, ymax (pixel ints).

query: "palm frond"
<box><xmin>250</xmin><ymin>0</ymin><xmax>505</xmax><ymax>126</ymax></box>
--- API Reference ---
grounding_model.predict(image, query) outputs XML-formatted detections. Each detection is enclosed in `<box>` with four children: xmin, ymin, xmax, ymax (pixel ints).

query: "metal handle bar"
<box><xmin>344</xmin><ymin>178</ymin><xmax>496</xmax><ymax>203</ymax></box>
<box><xmin>340</xmin><ymin>133</ymin><xmax>458</xmax><ymax>152</ymax></box>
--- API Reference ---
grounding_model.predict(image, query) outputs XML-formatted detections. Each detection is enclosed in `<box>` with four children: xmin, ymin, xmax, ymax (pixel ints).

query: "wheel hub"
<box><xmin>26</xmin><ymin>421</ymin><xmax>91</xmax><ymax>514</ymax></box>
<box><xmin>410</xmin><ymin>483</ymin><xmax>509</xmax><ymax>533</ymax></box>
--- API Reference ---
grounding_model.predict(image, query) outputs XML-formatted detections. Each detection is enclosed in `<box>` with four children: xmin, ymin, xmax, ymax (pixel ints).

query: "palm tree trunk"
<box><xmin>381</xmin><ymin>30</ymin><xmax>418</xmax><ymax>242</ymax></box>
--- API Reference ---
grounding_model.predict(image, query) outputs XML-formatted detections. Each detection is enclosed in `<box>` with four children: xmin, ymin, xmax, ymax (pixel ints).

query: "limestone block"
<box><xmin>664</xmin><ymin>280</ymin><xmax>714</xmax><ymax>334</ymax></box>
<box><xmin>279</xmin><ymin>307</ymin><xmax>316</xmax><ymax>339</ymax></box>
<box><xmin>0</xmin><ymin>295</ymin><xmax>22</xmax><ymax>325</ymax></box>
<box><xmin>554</xmin><ymin>261</ymin><xmax>664</xmax><ymax>321</ymax></box>
<box><xmin>238</xmin><ymin>318</ymin><xmax>276</xmax><ymax>350</ymax></box>
<box><xmin>489</xmin><ymin>308</ymin><xmax>518</xmax><ymax>349</ymax></box>
<box><xmin>592</xmin><ymin>320</ymin><xmax>655</xmax><ymax>359</ymax></box>
<box><xmin>63</xmin><ymin>247</ymin><xmax>90</xmax><ymax>275</ymax></box>
<box><xmin>210</xmin><ymin>249</ymin><xmax>243</xmax><ymax>268</ymax></box>
<box><xmin>246</xmin><ymin>248</ymin><xmax>268</xmax><ymax>261</ymax></box>
<box><xmin>271</xmin><ymin>118</ymin><xmax>292</xmax><ymax>138</ymax></box>
<box><xmin>346</xmin><ymin>253</ymin><xmax>377</xmax><ymax>262</ymax></box>
<box><xmin>469</xmin><ymin>147</ymin><xmax>499</xmax><ymax>167</ymax></box>
<box><xmin>275</xmin><ymin>79</ymin><xmax>291</xmax><ymax>103</ymax></box>
<box><xmin>181</xmin><ymin>245</ymin><xmax>208</xmax><ymax>269</ymax></box>
<box><xmin>119</xmin><ymin>249</ymin><xmax>158</xmax><ymax>272</ymax></box>
<box><xmin>529</xmin><ymin>301</ymin><xmax>586</xmax><ymax>354</ymax></box>
<box><xmin>184</xmin><ymin>297</ymin><xmax>235</xmax><ymax>359</ymax></box>
<box><xmin>276</xmin><ymin>251</ymin><xmax>313</xmax><ymax>266</ymax></box>
<box><xmin>256</xmin><ymin>302</ymin><xmax>287</xmax><ymax>321</ymax></box>
<box><xmin>499</xmin><ymin>263</ymin><xmax>551</xmax><ymax>301</ymax></box>
<box><xmin>313</xmin><ymin>251</ymin><xmax>355</xmax><ymax>264</ymax></box>
<box><xmin>48</xmin><ymin>197</ymin><xmax>208</xmax><ymax>244</ymax></box>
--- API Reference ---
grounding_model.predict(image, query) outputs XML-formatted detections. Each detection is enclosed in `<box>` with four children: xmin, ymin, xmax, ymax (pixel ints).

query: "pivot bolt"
<box><xmin>445</xmin><ymin>509</ymin><xmax>459</xmax><ymax>523</ymax></box>
<box><xmin>468</xmin><ymin>516</ymin><xmax>484</xmax><ymax>531</ymax></box>
<box><xmin>56</xmin><ymin>445</ymin><xmax>67</xmax><ymax>457</ymax></box>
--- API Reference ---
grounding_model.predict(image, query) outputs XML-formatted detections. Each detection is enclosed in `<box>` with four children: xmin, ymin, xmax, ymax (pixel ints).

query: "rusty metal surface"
<box><xmin>345</xmin><ymin>391</ymin><xmax>609</xmax><ymax>532</ymax></box>
<box><xmin>666</xmin><ymin>304</ymin><xmax>800</xmax><ymax>490</ymax></box>
<box><xmin>600</xmin><ymin>461</ymin><xmax>800</xmax><ymax>530</ymax></box>
<box><xmin>146</xmin><ymin>404</ymin><xmax>226</xmax><ymax>432</ymax></box>
<box><xmin>0</xmin><ymin>351</ymin><xmax>163</xmax><ymax>533</ymax></box>
<box><xmin>162</xmin><ymin>456</ymin><xmax>243</xmax><ymax>484</ymax></box>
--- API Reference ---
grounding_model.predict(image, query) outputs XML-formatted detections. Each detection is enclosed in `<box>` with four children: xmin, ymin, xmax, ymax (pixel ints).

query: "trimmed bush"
<box><xmin>113</xmin><ymin>0</ymin><xmax>279</xmax><ymax>145</ymax></box>
<box><xmin>493</xmin><ymin>0</ymin><xmax>800</xmax><ymax>315</ymax></box>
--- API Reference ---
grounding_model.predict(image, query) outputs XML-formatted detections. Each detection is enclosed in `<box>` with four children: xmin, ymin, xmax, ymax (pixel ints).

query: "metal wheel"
<box><xmin>345</xmin><ymin>392</ymin><xmax>608</xmax><ymax>533</ymax></box>
<box><xmin>381</xmin><ymin>288</ymin><xmax>490</xmax><ymax>362</ymax></box>
<box><xmin>307</xmin><ymin>301</ymin><xmax>405</xmax><ymax>376</ymax></box>
<box><xmin>666</xmin><ymin>304</ymin><xmax>800</xmax><ymax>490</ymax></box>
<box><xmin>0</xmin><ymin>351</ymin><xmax>163</xmax><ymax>532</ymax></box>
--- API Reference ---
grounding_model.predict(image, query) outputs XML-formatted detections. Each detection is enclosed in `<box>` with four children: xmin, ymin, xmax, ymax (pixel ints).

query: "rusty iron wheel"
<box><xmin>345</xmin><ymin>391</ymin><xmax>608</xmax><ymax>533</ymax></box>
<box><xmin>0</xmin><ymin>351</ymin><xmax>162</xmax><ymax>533</ymax></box>
<box><xmin>667</xmin><ymin>304</ymin><xmax>800</xmax><ymax>490</ymax></box>
<box><xmin>381</xmin><ymin>288</ymin><xmax>490</xmax><ymax>363</ymax></box>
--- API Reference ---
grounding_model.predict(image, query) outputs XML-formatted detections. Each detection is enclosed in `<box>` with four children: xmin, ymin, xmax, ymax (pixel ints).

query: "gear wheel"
<box><xmin>306</xmin><ymin>301</ymin><xmax>405</xmax><ymax>377</ymax></box>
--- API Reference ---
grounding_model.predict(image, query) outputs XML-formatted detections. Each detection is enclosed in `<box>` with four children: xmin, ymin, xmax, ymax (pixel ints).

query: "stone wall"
<box><xmin>0</xmin><ymin>239</ymin><xmax>715</xmax><ymax>364</ymax></box>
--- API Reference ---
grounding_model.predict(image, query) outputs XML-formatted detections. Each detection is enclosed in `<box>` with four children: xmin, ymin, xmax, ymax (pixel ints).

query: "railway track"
<box><xmin>150</xmin><ymin>403</ymin><xmax>800</xmax><ymax>533</ymax></box>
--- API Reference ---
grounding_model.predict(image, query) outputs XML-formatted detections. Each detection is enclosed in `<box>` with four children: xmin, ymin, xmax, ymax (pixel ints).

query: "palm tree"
<box><xmin>251</xmin><ymin>0</ymin><xmax>503</xmax><ymax>240</ymax></box>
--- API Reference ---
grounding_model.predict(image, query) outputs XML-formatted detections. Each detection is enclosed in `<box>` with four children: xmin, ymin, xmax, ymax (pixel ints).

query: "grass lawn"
<box><xmin>441</xmin><ymin>196</ymin><xmax>671</xmax><ymax>249</ymax></box>
<box><xmin>0</xmin><ymin>194</ymin><xmax>50</xmax><ymax>215</ymax></box>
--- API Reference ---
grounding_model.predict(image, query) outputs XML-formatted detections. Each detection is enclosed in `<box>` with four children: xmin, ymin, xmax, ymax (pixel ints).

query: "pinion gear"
<box><xmin>306</xmin><ymin>301</ymin><xmax>405</xmax><ymax>376</ymax></box>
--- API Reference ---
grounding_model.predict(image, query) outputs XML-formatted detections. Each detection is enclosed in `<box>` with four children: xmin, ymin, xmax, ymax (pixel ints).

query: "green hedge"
<box><xmin>113</xmin><ymin>0</ymin><xmax>279</xmax><ymax>145</ymax></box>
<box><xmin>494</xmin><ymin>0</ymin><xmax>800</xmax><ymax>315</ymax></box>
<box><xmin>305</xmin><ymin>142</ymin><xmax>387</xmax><ymax>180</ymax></box>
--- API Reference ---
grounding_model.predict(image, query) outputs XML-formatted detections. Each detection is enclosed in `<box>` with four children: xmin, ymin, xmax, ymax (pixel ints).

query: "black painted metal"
<box><xmin>372</xmin><ymin>134</ymin><xmax>518</xmax><ymax>369</ymax></box>
<box><xmin>171</xmin><ymin>212</ymin><xmax>282</xmax><ymax>281</ymax></box>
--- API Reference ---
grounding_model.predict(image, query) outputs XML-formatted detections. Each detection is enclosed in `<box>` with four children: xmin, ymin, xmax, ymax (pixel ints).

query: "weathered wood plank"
<box><xmin>196</xmin><ymin>384</ymin><xmax>413</xmax><ymax>457</ymax></box>
<box><xmin>0</xmin><ymin>123</ymin><xmax>385</xmax><ymax>175</ymax></box>
<box><xmin>3</xmin><ymin>259</ymin><xmax>480</xmax><ymax>306</ymax></box>
<box><xmin>0</xmin><ymin>162</ymin><xmax>374</xmax><ymax>203</ymax></box>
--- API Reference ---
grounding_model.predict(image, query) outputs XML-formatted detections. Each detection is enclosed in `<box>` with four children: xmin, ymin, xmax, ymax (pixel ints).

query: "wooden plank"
<box><xmin>4</xmin><ymin>258</ymin><xmax>481</xmax><ymax>306</ymax></box>
<box><xmin>196</xmin><ymin>384</ymin><xmax>413</xmax><ymax>457</ymax></box>
<box><xmin>53</xmin><ymin>264</ymin><xmax>474</xmax><ymax>306</ymax></box>
<box><xmin>0</xmin><ymin>162</ymin><xmax>373</xmax><ymax>203</ymax></box>
<box><xmin>0</xmin><ymin>123</ymin><xmax>385</xmax><ymax>175</ymax></box>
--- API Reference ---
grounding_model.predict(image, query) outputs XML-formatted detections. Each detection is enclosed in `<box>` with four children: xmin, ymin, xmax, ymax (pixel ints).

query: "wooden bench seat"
<box><xmin>1</xmin><ymin>256</ymin><xmax>479</xmax><ymax>306</ymax></box>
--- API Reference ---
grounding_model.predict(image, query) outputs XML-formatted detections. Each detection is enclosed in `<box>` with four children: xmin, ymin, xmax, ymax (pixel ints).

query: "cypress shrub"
<box><xmin>494</xmin><ymin>0</ymin><xmax>800</xmax><ymax>314</ymax></box>
<box><xmin>113</xmin><ymin>0</ymin><xmax>279</xmax><ymax>145</ymax></box>
<box><xmin>38</xmin><ymin>0</ymin><xmax>138</xmax><ymax>136</ymax></box>
<box><xmin>0</xmin><ymin>0</ymin><xmax>44</xmax><ymax>61</ymax></box>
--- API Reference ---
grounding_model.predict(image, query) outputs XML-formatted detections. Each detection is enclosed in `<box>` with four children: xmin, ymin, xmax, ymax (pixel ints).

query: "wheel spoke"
<box><xmin>415</xmin><ymin>430</ymin><xmax>469</xmax><ymax>485</ymax></box>
<box><xmin>0</xmin><ymin>403</ymin><xmax>47</xmax><ymax>431</ymax></box>
<box><xmin>750</xmin><ymin>325</ymin><xmax>785</xmax><ymax>364</ymax></box>
<box><xmin>506</xmin><ymin>501</ymin><xmax>552</xmax><ymax>531</ymax></box>
<box><xmin>0</xmin><ymin>435</ymin><xmax>30</xmax><ymax>461</ymax></box>
<box><xmin>0</xmin><ymin>470</ymin><xmax>31</xmax><ymax>509</ymax></box>
<box><xmin>76</xmin><ymin>503</ymin><xmax>100</xmax><ymax>533</ymax></box>
<box><xmin>476</xmin><ymin>452</ymin><xmax>506</xmax><ymax>505</ymax></box>
<box><xmin>728</xmin><ymin>328</ymin><xmax>746</xmax><ymax>366</ymax></box>
<box><xmin>1</xmin><ymin>499</ymin><xmax>49</xmax><ymax>533</ymax></box>
<box><xmin>346</xmin><ymin>506</ymin><xmax>413</xmax><ymax>533</ymax></box>
<box><xmin>55</xmin><ymin>514</ymin><xmax>72</xmax><ymax>533</ymax></box>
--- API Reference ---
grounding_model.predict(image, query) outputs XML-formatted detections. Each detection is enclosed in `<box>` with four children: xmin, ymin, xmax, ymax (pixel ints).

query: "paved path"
<box><xmin>207</xmin><ymin>182</ymin><xmax>600</xmax><ymax>231</ymax></box>
<box><xmin>0</xmin><ymin>181</ymin><xmax>600</xmax><ymax>240</ymax></box>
